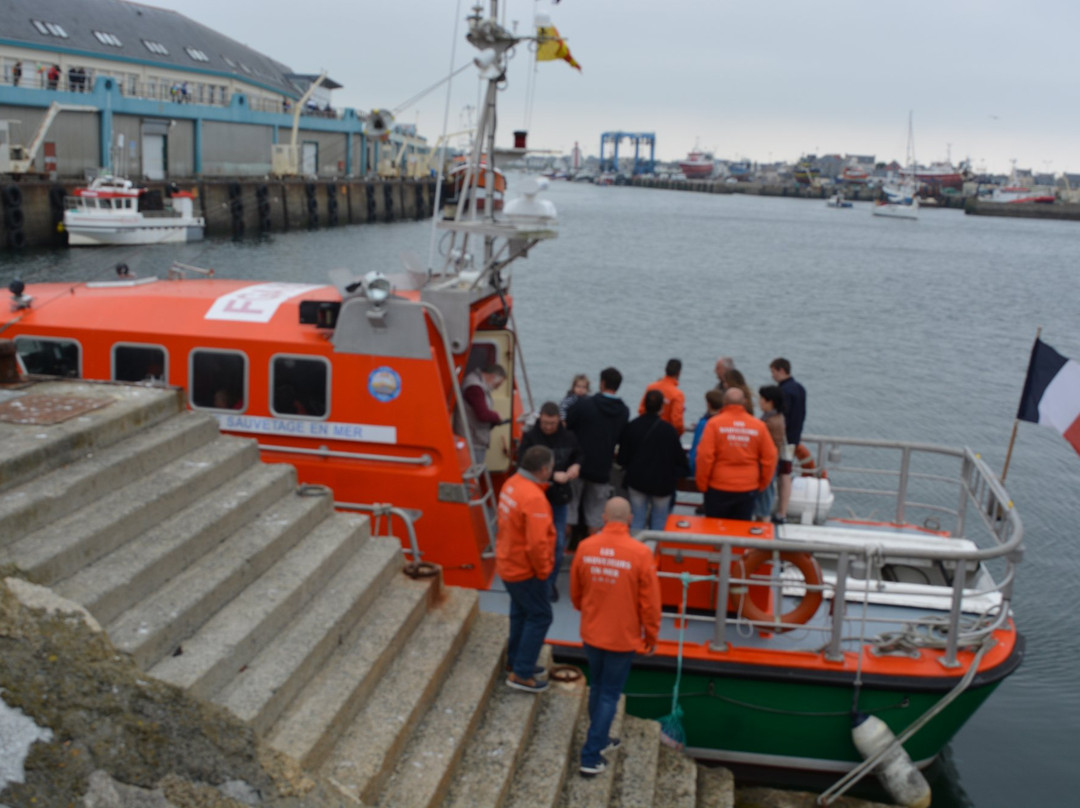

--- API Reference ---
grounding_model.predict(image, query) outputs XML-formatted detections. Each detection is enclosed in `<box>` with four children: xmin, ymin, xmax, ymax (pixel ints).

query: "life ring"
<box><xmin>735</xmin><ymin>549</ymin><xmax>823</xmax><ymax>630</ymax></box>
<box><xmin>794</xmin><ymin>443</ymin><xmax>826</xmax><ymax>478</ymax></box>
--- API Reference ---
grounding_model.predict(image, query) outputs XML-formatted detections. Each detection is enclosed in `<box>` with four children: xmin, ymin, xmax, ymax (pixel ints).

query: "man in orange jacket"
<box><xmin>497</xmin><ymin>445</ymin><xmax>556</xmax><ymax>693</ymax></box>
<box><xmin>639</xmin><ymin>358</ymin><xmax>686</xmax><ymax>436</ymax></box>
<box><xmin>570</xmin><ymin>497</ymin><xmax>661</xmax><ymax>776</ymax></box>
<box><xmin>695</xmin><ymin>388</ymin><xmax>778</xmax><ymax>521</ymax></box>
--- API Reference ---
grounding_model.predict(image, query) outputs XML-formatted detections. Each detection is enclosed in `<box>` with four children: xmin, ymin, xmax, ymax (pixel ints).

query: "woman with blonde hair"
<box><xmin>722</xmin><ymin>369</ymin><xmax>755</xmax><ymax>416</ymax></box>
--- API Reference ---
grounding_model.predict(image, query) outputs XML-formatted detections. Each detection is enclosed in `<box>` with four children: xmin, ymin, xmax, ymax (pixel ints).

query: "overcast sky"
<box><xmin>146</xmin><ymin>0</ymin><xmax>1078</xmax><ymax>175</ymax></box>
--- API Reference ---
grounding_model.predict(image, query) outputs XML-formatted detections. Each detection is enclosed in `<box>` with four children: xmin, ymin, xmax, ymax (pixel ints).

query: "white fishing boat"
<box><xmin>64</xmin><ymin>176</ymin><xmax>205</xmax><ymax>246</ymax></box>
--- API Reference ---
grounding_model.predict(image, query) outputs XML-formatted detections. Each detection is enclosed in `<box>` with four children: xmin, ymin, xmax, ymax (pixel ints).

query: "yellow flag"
<box><xmin>536</xmin><ymin>24</ymin><xmax>581</xmax><ymax>71</ymax></box>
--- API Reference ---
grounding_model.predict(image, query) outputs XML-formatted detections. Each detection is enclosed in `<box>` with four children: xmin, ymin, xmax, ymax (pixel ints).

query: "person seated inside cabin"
<box><xmin>274</xmin><ymin>383</ymin><xmax>309</xmax><ymax>416</ymax></box>
<box><xmin>213</xmin><ymin>389</ymin><xmax>243</xmax><ymax>410</ymax></box>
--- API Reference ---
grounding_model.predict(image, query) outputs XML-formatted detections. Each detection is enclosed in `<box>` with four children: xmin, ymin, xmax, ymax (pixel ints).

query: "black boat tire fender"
<box><xmin>736</xmin><ymin>549</ymin><xmax>823</xmax><ymax>630</ymax></box>
<box><xmin>2</xmin><ymin>184</ymin><xmax>23</xmax><ymax>207</ymax></box>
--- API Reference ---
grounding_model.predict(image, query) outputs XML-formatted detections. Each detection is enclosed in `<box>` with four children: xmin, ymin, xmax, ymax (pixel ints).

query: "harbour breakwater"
<box><xmin>630</xmin><ymin>176</ymin><xmax>1080</xmax><ymax>221</ymax></box>
<box><xmin>0</xmin><ymin>177</ymin><xmax>440</xmax><ymax>250</ymax></box>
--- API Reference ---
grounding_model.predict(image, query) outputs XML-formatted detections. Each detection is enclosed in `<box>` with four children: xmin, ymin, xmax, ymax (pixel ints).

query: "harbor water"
<box><xmin>2</xmin><ymin>180</ymin><xmax>1076</xmax><ymax>807</ymax></box>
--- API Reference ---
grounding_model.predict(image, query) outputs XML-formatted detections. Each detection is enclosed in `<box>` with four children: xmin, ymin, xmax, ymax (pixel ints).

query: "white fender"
<box><xmin>851</xmin><ymin>713</ymin><xmax>931</xmax><ymax>808</ymax></box>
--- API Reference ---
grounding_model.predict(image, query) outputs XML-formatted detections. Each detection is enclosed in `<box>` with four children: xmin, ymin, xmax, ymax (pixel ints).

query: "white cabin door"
<box><xmin>301</xmin><ymin>142</ymin><xmax>318</xmax><ymax>176</ymax></box>
<box><xmin>142</xmin><ymin>133</ymin><xmax>165</xmax><ymax>180</ymax></box>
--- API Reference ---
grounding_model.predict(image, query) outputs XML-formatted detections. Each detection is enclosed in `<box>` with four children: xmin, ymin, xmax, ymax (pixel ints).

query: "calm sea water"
<box><xmin>3</xmin><ymin>180</ymin><xmax>1077</xmax><ymax>806</ymax></box>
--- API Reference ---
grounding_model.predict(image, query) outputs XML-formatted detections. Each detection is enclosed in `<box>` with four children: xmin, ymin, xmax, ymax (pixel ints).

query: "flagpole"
<box><xmin>1001</xmin><ymin>326</ymin><xmax>1042</xmax><ymax>483</ymax></box>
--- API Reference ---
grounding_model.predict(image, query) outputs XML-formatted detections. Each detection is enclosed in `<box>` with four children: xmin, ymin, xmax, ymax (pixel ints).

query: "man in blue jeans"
<box><xmin>496</xmin><ymin>445</ymin><xmax>557</xmax><ymax>692</ymax></box>
<box><xmin>570</xmin><ymin>497</ymin><xmax>662</xmax><ymax>775</ymax></box>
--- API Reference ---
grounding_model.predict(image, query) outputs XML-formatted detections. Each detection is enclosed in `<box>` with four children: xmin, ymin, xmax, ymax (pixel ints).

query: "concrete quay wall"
<box><xmin>0</xmin><ymin>177</ymin><xmax>441</xmax><ymax>251</ymax></box>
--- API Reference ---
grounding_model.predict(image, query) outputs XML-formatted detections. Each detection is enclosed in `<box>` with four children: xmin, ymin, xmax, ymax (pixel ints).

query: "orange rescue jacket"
<box><xmin>638</xmin><ymin>375</ymin><xmax>686</xmax><ymax>435</ymax></box>
<box><xmin>495</xmin><ymin>471</ymin><xmax>555</xmax><ymax>582</ymax></box>
<box><xmin>570</xmin><ymin>522</ymin><xmax>662</xmax><ymax>652</ymax></box>
<box><xmin>694</xmin><ymin>404</ymin><xmax>778</xmax><ymax>493</ymax></box>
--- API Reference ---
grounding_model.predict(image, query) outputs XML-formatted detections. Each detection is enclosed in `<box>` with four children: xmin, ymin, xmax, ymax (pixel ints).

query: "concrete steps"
<box><xmin>0</xmin><ymin>379</ymin><xmax>720</xmax><ymax>808</ymax></box>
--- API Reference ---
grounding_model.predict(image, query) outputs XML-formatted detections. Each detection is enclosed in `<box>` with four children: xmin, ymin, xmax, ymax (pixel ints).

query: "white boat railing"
<box><xmin>641</xmin><ymin>438</ymin><xmax>1022</xmax><ymax>668</ymax></box>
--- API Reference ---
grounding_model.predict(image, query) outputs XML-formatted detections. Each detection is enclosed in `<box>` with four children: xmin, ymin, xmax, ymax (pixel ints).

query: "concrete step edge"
<box><xmin>0</xmin><ymin>384</ymin><xmax>183</xmax><ymax>497</ymax></box>
<box><xmin>0</xmin><ymin>410</ymin><xmax>219</xmax><ymax>544</ymax></box>
<box><xmin>655</xmin><ymin>743</ymin><xmax>698</xmax><ymax>808</ymax></box>
<box><xmin>609</xmin><ymin>714</ymin><xmax>661</xmax><ymax>808</ymax></box>
<box><xmin>56</xmin><ymin>463</ymin><xmax>297</xmax><ymax>624</ymax></box>
<box><xmin>560</xmin><ymin>694</ymin><xmax>626</xmax><ymax>808</ymax></box>
<box><xmin>440</xmin><ymin>644</ymin><xmax>553</xmax><ymax>808</ymax></box>
<box><xmin>110</xmin><ymin>491</ymin><xmax>335</xmax><ymax>668</ymax></box>
<box><xmin>695</xmin><ymin>764</ymin><xmax>735</xmax><ymax>808</ymax></box>
<box><xmin>5</xmin><ymin>435</ymin><xmax>259</xmax><ymax>583</ymax></box>
<box><xmin>270</xmin><ymin>586</ymin><xmax>478</xmax><ymax>770</ymax></box>
<box><xmin>213</xmin><ymin>539</ymin><xmax>416</xmax><ymax>735</ymax></box>
<box><xmin>501</xmin><ymin>665</ymin><xmax>588</xmax><ymax>808</ymax></box>
<box><xmin>317</xmin><ymin>581</ymin><xmax>474</xmax><ymax>801</ymax></box>
<box><xmin>144</xmin><ymin>507</ymin><xmax>371</xmax><ymax>689</ymax></box>
<box><xmin>374</xmin><ymin>610</ymin><xmax>508</xmax><ymax>808</ymax></box>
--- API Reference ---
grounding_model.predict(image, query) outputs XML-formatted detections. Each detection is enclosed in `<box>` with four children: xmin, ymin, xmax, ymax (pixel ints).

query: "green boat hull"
<box><xmin>557</xmin><ymin>635</ymin><xmax>1023</xmax><ymax>771</ymax></box>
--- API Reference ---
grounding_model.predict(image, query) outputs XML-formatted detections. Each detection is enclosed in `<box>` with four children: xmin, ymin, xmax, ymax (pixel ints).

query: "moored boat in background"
<box><xmin>63</xmin><ymin>176</ymin><xmax>204</xmax><ymax>246</ymax></box>
<box><xmin>678</xmin><ymin>149</ymin><xmax>715</xmax><ymax>179</ymax></box>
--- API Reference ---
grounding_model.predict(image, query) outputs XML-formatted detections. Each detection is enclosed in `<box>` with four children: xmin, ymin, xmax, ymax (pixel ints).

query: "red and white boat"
<box><xmin>678</xmin><ymin>150</ymin><xmax>715</xmax><ymax>180</ymax></box>
<box><xmin>990</xmin><ymin>186</ymin><xmax>1055</xmax><ymax>204</ymax></box>
<box><xmin>64</xmin><ymin>176</ymin><xmax>205</xmax><ymax>246</ymax></box>
<box><xmin>898</xmin><ymin>162</ymin><xmax>964</xmax><ymax>191</ymax></box>
<box><xmin>447</xmin><ymin>160</ymin><xmax>506</xmax><ymax>213</ymax></box>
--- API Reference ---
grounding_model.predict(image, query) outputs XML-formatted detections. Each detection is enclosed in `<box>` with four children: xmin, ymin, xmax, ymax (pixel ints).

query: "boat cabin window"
<box><xmin>14</xmin><ymin>337</ymin><xmax>81</xmax><ymax>377</ymax></box>
<box><xmin>112</xmin><ymin>344</ymin><xmax>167</xmax><ymax>385</ymax></box>
<box><xmin>464</xmin><ymin>343</ymin><xmax>497</xmax><ymax>375</ymax></box>
<box><xmin>270</xmin><ymin>355</ymin><xmax>329</xmax><ymax>418</ymax></box>
<box><xmin>100</xmin><ymin>198</ymin><xmax>113</xmax><ymax>209</ymax></box>
<box><xmin>190</xmin><ymin>349</ymin><xmax>247</xmax><ymax>411</ymax></box>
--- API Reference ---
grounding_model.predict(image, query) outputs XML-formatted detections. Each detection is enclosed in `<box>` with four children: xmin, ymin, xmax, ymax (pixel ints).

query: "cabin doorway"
<box><xmin>465</xmin><ymin>330</ymin><xmax>515</xmax><ymax>473</ymax></box>
<box><xmin>301</xmin><ymin>141</ymin><xmax>318</xmax><ymax>176</ymax></box>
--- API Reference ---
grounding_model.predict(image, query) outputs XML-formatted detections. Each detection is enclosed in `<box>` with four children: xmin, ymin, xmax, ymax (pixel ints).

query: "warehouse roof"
<box><xmin>0</xmin><ymin>0</ymin><xmax>338</xmax><ymax>98</ymax></box>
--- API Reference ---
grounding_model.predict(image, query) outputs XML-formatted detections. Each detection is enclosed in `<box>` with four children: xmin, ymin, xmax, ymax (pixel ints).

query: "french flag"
<box><xmin>1017</xmin><ymin>339</ymin><xmax>1080</xmax><ymax>456</ymax></box>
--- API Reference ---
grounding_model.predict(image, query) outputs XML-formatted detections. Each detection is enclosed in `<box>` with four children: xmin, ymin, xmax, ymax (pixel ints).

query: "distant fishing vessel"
<box><xmin>678</xmin><ymin>149</ymin><xmax>715</xmax><ymax>179</ymax></box>
<box><xmin>63</xmin><ymin>176</ymin><xmax>204</xmax><ymax>246</ymax></box>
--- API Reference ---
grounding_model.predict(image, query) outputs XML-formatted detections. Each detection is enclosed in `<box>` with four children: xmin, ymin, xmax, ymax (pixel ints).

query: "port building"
<box><xmin>0</xmin><ymin>0</ymin><xmax>427</xmax><ymax>179</ymax></box>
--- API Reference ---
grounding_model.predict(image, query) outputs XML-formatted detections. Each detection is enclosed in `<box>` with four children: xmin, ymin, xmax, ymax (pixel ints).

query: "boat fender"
<box><xmin>4</xmin><ymin>207</ymin><xmax>24</xmax><ymax>230</ymax></box>
<box><xmin>48</xmin><ymin>185</ymin><xmax>67</xmax><ymax>212</ymax></box>
<box><xmin>736</xmin><ymin>550</ymin><xmax>823</xmax><ymax>630</ymax></box>
<box><xmin>6</xmin><ymin>229</ymin><xmax>26</xmax><ymax>250</ymax></box>
<box><xmin>307</xmin><ymin>196</ymin><xmax>318</xmax><ymax>214</ymax></box>
<box><xmin>794</xmin><ymin>443</ymin><xmax>826</xmax><ymax>478</ymax></box>
<box><xmin>2</xmin><ymin>184</ymin><xmax>22</xmax><ymax>208</ymax></box>
<box><xmin>305</xmin><ymin>182</ymin><xmax>316</xmax><ymax>197</ymax></box>
<box><xmin>256</xmin><ymin>184</ymin><xmax>269</xmax><ymax>199</ymax></box>
<box><xmin>851</xmin><ymin>712</ymin><xmax>931</xmax><ymax>808</ymax></box>
<box><xmin>227</xmin><ymin>181</ymin><xmax>242</xmax><ymax>199</ymax></box>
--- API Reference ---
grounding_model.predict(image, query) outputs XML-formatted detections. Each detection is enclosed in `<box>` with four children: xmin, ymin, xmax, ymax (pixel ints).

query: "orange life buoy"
<box><xmin>735</xmin><ymin>549</ymin><xmax>823</xmax><ymax>630</ymax></box>
<box><xmin>794</xmin><ymin>443</ymin><xmax>826</xmax><ymax>478</ymax></box>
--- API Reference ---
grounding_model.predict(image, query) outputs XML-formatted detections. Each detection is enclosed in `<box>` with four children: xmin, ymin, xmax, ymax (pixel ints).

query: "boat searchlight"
<box><xmin>8</xmin><ymin>279</ymin><xmax>33</xmax><ymax>311</ymax></box>
<box><xmin>363</xmin><ymin>271</ymin><xmax>392</xmax><ymax>306</ymax></box>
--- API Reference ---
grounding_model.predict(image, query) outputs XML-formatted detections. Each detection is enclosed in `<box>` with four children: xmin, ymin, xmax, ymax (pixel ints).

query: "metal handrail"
<box><xmin>639</xmin><ymin>436</ymin><xmax>1023</xmax><ymax>667</ymax></box>
<box><xmin>257</xmin><ymin>442</ymin><xmax>432</xmax><ymax>466</ymax></box>
<box><xmin>334</xmin><ymin>500</ymin><xmax>421</xmax><ymax>562</ymax></box>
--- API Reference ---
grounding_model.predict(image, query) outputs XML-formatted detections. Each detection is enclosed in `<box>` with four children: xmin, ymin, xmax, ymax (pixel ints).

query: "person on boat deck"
<box><xmin>461</xmin><ymin>363</ymin><xmax>507</xmax><ymax>464</ymax></box>
<box><xmin>769</xmin><ymin>357</ymin><xmax>806</xmax><ymax>524</ymax></box>
<box><xmin>519</xmin><ymin>401</ymin><xmax>583</xmax><ymax>602</ymax></box>
<box><xmin>688</xmin><ymin>389</ymin><xmax>725</xmax><ymax>473</ymax></box>
<box><xmin>722</xmin><ymin>368</ymin><xmax>755</xmax><ymax>416</ymax></box>
<box><xmin>566</xmin><ymin>367</ymin><xmax>630</xmax><ymax>535</ymax></box>
<box><xmin>496</xmin><ymin>445</ymin><xmax>556</xmax><ymax>694</ymax></box>
<box><xmin>753</xmin><ymin>385</ymin><xmax>788</xmax><ymax>522</ymax></box>
<box><xmin>695</xmin><ymin>388</ymin><xmax>777</xmax><ymax>521</ymax></box>
<box><xmin>620</xmin><ymin>389</ymin><xmax>689</xmax><ymax>533</ymax></box>
<box><xmin>570</xmin><ymin>497</ymin><xmax>661</xmax><ymax>777</ymax></box>
<box><xmin>559</xmin><ymin>372</ymin><xmax>590</xmax><ymax>422</ymax></box>
<box><xmin>714</xmin><ymin>356</ymin><xmax>736</xmax><ymax>391</ymax></box>
<box><xmin>638</xmin><ymin>358</ymin><xmax>686</xmax><ymax>436</ymax></box>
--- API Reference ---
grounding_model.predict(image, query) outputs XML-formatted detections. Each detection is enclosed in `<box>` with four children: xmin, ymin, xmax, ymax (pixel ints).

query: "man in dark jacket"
<box><xmin>619</xmin><ymin>389</ymin><xmax>689</xmax><ymax>532</ymax></box>
<box><xmin>769</xmin><ymin>357</ymin><xmax>807</xmax><ymax>446</ymax></box>
<box><xmin>519</xmin><ymin>401</ymin><xmax>583</xmax><ymax>600</ymax></box>
<box><xmin>566</xmin><ymin>367</ymin><xmax>630</xmax><ymax>535</ymax></box>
